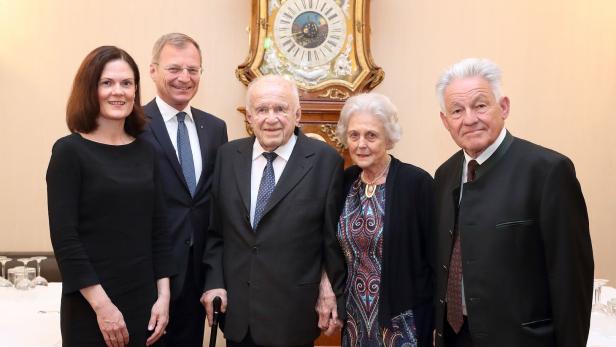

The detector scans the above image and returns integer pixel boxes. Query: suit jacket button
[439,298,445,305]
[252,246,258,254]
[247,281,251,286]
[442,264,448,272]
[184,239,190,245]
[449,229,453,236]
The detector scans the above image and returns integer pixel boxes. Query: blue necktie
[176,112,196,197]
[253,152,277,229]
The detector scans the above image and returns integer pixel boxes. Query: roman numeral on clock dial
[273,0,347,68]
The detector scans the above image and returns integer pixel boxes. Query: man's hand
[200,288,227,326]
[323,318,343,336]
[316,271,341,335]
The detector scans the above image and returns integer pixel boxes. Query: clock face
[273,0,347,68]
[238,0,383,97]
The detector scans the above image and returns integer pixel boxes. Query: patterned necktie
[176,112,196,197]
[447,159,479,333]
[253,152,277,229]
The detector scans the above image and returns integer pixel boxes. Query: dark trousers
[165,249,206,347]
[226,330,313,347]
[444,316,473,347]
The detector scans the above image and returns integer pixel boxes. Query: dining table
[0,282,62,347]
[588,286,616,347]
[0,283,615,346]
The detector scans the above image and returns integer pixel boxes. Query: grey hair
[336,93,402,147]
[435,58,503,112]
[151,33,202,65]
[245,74,300,112]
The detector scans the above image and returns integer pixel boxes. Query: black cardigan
[343,156,435,344]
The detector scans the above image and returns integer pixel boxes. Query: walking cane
[209,296,222,347]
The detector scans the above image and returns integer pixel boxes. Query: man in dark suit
[433,58,593,347]
[140,33,228,347]
[200,75,346,346]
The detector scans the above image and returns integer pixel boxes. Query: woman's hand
[316,270,341,336]
[80,284,129,347]
[145,295,170,345]
[146,277,171,346]
[95,301,130,347]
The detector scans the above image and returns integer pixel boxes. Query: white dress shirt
[249,135,297,225]
[460,127,507,193]
[156,96,202,183]
[459,127,507,314]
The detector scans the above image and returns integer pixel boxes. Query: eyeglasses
[154,63,202,76]
[253,104,291,118]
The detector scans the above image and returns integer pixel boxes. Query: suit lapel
[261,133,314,219]
[193,108,209,193]
[233,138,253,217]
[144,101,188,193]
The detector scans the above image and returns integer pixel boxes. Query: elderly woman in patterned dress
[335,93,435,347]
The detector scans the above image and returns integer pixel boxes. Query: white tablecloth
[0,283,615,347]
[0,282,62,347]
[588,286,616,347]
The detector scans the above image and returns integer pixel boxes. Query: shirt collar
[464,127,507,165]
[252,134,297,161]
[155,96,193,123]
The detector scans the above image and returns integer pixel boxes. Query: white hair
[435,58,503,111]
[336,92,402,147]
[245,74,300,112]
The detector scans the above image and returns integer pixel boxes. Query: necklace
[361,156,391,198]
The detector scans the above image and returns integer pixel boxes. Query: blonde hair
[151,33,202,65]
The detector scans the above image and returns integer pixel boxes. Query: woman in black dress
[47,46,176,347]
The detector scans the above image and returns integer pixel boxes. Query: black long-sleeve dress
[46,133,176,346]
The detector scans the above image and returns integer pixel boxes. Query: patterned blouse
[337,177,418,347]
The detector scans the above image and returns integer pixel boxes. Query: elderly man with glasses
[201,75,346,347]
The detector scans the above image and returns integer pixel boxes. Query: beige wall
[1,1,614,282]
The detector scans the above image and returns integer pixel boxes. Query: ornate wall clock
[237,0,382,100]
[237,0,383,167]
